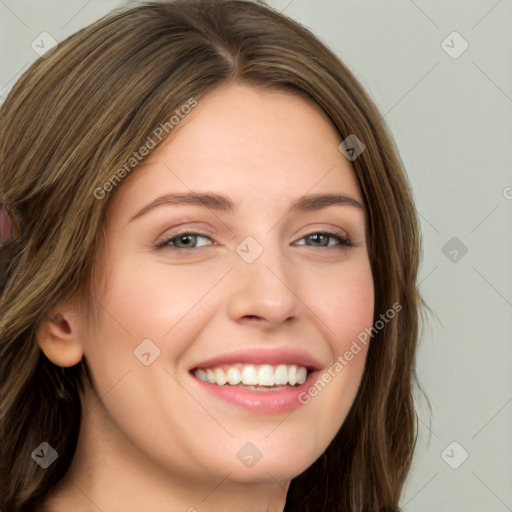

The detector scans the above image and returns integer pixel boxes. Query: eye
[295,230,354,249]
[155,232,213,252]
[155,229,354,254]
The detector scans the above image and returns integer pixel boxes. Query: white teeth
[194,363,310,387]
[226,367,242,385]
[214,368,227,386]
[288,365,297,385]
[241,365,258,385]
[296,366,308,385]
[274,364,288,385]
[195,369,207,380]
[258,364,275,386]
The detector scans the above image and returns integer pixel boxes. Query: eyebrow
[128,191,365,223]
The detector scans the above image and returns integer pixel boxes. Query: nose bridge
[227,230,300,324]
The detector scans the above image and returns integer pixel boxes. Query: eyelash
[155,229,355,254]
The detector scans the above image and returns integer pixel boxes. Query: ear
[36,302,84,367]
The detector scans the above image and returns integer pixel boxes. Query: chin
[203,438,325,485]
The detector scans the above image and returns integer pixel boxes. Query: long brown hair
[0,1,428,510]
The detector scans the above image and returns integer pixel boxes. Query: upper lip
[190,347,323,372]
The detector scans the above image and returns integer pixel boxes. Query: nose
[226,239,301,328]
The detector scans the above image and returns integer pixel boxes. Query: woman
[0,1,427,510]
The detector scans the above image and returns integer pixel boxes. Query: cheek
[297,259,374,430]
[81,256,225,401]
[308,258,375,350]
[91,257,220,341]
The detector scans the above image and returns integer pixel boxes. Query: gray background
[1,1,511,510]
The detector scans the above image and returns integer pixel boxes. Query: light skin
[36,83,374,512]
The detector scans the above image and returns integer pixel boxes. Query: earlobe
[36,308,84,367]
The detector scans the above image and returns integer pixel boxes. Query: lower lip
[191,370,320,414]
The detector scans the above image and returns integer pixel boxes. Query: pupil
[311,234,326,246]
[179,235,194,247]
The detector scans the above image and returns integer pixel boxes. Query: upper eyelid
[159,221,353,238]
[163,229,349,239]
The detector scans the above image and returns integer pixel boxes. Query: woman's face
[79,83,374,487]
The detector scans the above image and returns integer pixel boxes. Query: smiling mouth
[192,363,310,390]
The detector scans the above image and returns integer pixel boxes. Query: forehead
[108,84,362,220]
